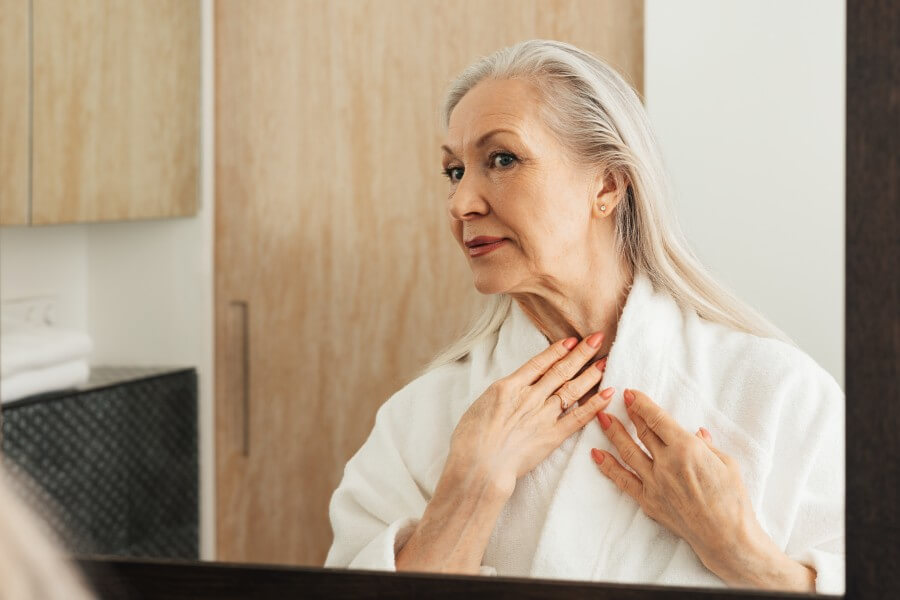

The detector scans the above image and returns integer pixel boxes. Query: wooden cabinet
[215,0,644,566]
[0,0,29,225]
[0,0,201,226]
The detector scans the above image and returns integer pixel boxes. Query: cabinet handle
[228,300,250,457]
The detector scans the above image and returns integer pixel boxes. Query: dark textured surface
[1,367,198,559]
[846,0,900,598]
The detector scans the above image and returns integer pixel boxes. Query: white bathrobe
[324,269,845,594]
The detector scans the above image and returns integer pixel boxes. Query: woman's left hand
[590,388,809,589]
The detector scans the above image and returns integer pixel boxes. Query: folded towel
[0,359,90,403]
[0,322,93,379]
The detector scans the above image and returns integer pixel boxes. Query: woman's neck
[510,262,634,361]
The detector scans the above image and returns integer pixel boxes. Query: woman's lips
[468,239,507,257]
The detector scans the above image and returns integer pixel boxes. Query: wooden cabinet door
[0,0,29,225]
[215,0,643,566]
[30,0,200,224]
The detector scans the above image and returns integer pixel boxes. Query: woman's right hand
[447,332,615,499]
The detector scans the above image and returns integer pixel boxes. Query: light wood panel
[31,0,200,224]
[216,0,643,565]
[0,0,29,225]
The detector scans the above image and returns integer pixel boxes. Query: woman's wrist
[730,544,816,592]
[702,518,816,592]
[442,453,514,503]
[395,456,510,574]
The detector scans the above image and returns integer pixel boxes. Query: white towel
[324,269,845,594]
[0,322,93,378]
[0,359,90,403]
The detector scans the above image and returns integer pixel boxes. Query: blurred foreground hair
[0,467,95,600]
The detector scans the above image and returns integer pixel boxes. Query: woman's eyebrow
[441,128,519,157]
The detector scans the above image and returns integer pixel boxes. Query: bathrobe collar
[494,268,680,392]
[491,268,687,581]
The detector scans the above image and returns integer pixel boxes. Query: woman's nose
[447,176,490,221]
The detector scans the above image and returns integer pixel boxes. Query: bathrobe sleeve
[323,396,429,571]
[758,360,845,595]
[323,369,499,575]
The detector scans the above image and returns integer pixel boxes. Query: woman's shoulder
[385,356,472,411]
[370,351,480,447]
[678,310,844,424]
[380,324,507,418]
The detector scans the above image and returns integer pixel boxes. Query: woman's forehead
[444,80,546,156]
[441,122,525,157]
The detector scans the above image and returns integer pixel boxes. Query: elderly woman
[324,40,844,594]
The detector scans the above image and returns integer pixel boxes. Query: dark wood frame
[76,0,898,597]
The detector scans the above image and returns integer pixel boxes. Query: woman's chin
[471,275,512,295]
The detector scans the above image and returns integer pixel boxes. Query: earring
[600,204,607,212]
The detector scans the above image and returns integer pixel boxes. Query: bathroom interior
[0,0,849,596]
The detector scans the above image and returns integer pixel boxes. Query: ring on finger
[549,393,567,411]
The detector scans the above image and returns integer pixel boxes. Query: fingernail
[593,357,608,370]
[591,448,605,464]
[563,337,578,350]
[599,386,615,399]
[624,389,635,407]
[597,412,611,430]
[700,427,711,440]
[585,332,604,348]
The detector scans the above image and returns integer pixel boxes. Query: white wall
[644,0,845,387]
[0,225,89,331]
[0,0,215,559]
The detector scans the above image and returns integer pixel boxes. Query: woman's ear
[592,170,624,218]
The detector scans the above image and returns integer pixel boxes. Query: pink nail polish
[563,337,578,350]
[600,386,615,399]
[586,332,604,348]
[624,389,635,407]
[598,412,611,430]
[591,448,605,464]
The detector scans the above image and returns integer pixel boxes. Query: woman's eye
[492,152,516,168]
[442,167,464,183]
[442,152,515,183]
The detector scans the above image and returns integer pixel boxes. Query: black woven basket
[1,367,198,559]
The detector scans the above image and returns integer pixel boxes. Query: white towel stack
[0,319,93,403]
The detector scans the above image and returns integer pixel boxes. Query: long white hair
[0,468,95,599]
[419,39,795,375]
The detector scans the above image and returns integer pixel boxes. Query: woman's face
[441,77,612,295]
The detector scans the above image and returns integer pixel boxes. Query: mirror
[0,0,845,596]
